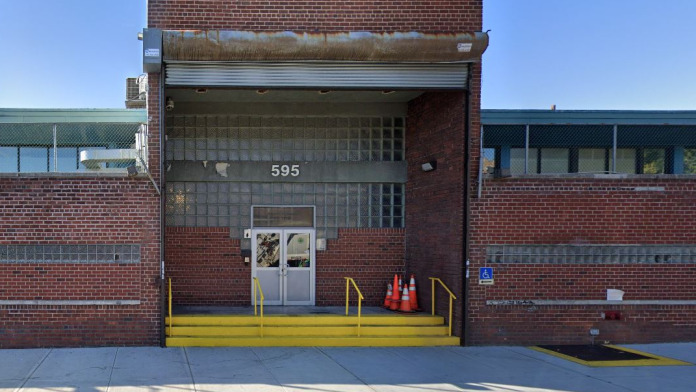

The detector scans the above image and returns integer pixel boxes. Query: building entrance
[251,229,315,305]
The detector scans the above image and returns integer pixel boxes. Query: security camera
[165,97,174,111]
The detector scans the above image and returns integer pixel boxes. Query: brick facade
[151,0,483,339]
[148,0,483,32]
[0,177,160,348]
[166,227,246,306]
[405,92,467,334]
[467,178,696,345]
[316,228,405,306]
[166,227,405,307]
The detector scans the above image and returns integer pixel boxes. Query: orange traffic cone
[399,284,414,313]
[383,283,392,308]
[408,274,420,311]
[389,274,401,310]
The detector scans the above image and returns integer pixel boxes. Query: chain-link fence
[482,124,696,176]
[0,122,147,173]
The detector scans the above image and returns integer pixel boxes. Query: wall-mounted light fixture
[127,165,138,177]
[126,158,161,195]
[421,160,437,172]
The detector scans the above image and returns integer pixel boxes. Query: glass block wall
[165,115,406,238]
[166,116,404,162]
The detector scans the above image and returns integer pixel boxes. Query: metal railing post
[431,278,436,316]
[344,277,364,336]
[52,124,58,172]
[612,124,618,173]
[253,277,265,337]
[168,278,172,337]
[429,277,457,337]
[345,278,350,316]
[524,124,530,174]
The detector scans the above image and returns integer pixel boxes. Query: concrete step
[166,324,449,337]
[166,314,445,327]
[166,335,461,347]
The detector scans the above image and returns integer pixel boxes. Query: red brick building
[1,1,487,347]
[5,1,693,349]
[472,110,696,345]
[145,0,486,345]
[0,109,160,348]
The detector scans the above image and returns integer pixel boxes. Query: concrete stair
[165,314,460,347]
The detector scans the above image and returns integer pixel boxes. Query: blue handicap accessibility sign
[479,267,493,281]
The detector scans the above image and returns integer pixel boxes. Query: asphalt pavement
[1,343,694,392]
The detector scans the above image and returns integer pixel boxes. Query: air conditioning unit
[137,74,148,96]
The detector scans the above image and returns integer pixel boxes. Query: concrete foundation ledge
[486,300,696,306]
[0,300,141,306]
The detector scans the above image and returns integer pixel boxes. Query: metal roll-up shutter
[165,62,468,89]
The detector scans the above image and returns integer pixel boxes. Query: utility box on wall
[142,28,162,73]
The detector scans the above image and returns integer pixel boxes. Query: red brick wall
[0,177,161,348]
[165,227,404,306]
[148,0,483,32]
[468,178,696,345]
[470,306,696,345]
[405,92,467,335]
[166,227,248,305]
[1,306,158,348]
[316,228,405,306]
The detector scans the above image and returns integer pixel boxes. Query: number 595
[271,164,300,177]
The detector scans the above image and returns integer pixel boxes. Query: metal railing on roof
[0,122,148,174]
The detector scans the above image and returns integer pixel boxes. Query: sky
[0,0,694,110]
[482,0,696,110]
[0,0,145,109]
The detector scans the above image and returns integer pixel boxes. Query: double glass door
[251,229,315,305]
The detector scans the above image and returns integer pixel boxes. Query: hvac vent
[125,76,146,109]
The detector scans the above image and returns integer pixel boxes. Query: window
[642,148,665,174]
[540,148,569,173]
[611,149,636,174]
[685,148,696,174]
[482,148,495,174]
[253,206,315,227]
[49,147,79,172]
[0,147,18,172]
[19,147,48,173]
[510,148,537,174]
[579,148,607,173]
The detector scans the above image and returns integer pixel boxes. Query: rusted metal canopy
[163,30,488,63]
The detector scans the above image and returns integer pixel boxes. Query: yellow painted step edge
[166,336,461,347]
[166,325,450,337]
[167,315,445,326]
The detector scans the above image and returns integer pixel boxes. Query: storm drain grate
[531,345,692,367]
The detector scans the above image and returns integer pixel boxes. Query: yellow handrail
[344,277,365,336]
[252,277,265,337]
[429,277,457,336]
[168,278,172,337]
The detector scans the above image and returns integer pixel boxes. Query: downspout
[159,71,166,347]
[462,63,472,345]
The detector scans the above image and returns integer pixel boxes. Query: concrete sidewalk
[1,343,694,392]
